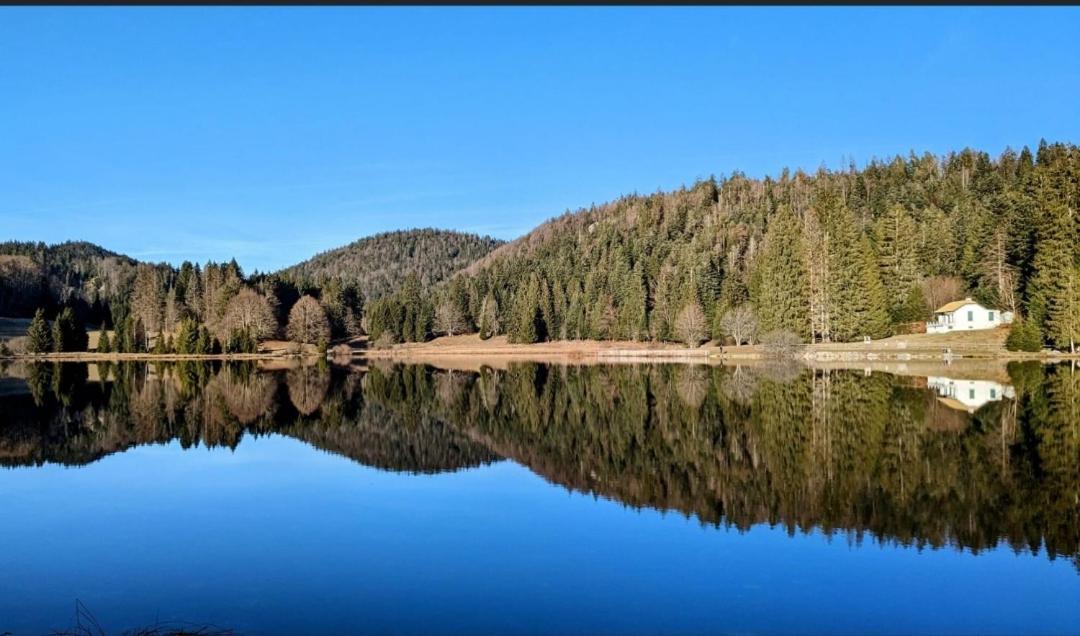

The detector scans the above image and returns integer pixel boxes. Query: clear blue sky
[2,7,1078,273]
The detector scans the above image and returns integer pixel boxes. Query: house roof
[936,396,976,413]
[935,298,981,313]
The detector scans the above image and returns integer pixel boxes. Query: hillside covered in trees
[367,141,1080,351]
[279,228,503,300]
[5,142,1080,354]
[0,240,145,323]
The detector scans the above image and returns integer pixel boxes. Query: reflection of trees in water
[211,364,278,425]
[0,361,496,474]
[287,364,331,416]
[358,361,1079,566]
[2,360,1077,566]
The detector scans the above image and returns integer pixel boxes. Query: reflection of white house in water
[927,298,1013,334]
[927,376,1015,413]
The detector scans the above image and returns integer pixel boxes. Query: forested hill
[279,228,503,300]
[0,240,146,320]
[366,141,1080,350]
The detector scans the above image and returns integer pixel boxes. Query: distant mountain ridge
[279,228,503,300]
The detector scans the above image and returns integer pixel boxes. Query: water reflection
[1,360,1077,568]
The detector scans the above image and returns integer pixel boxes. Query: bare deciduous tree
[720,305,759,345]
[287,295,331,344]
[435,300,468,337]
[221,288,277,341]
[920,276,967,314]
[675,302,708,347]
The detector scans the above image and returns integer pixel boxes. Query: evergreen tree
[49,307,87,353]
[26,308,51,354]
[827,207,891,341]
[753,206,809,339]
[874,204,921,322]
[195,326,213,354]
[1029,203,1078,349]
[174,318,198,354]
[1005,318,1043,352]
[617,264,648,340]
[51,318,63,353]
[97,329,111,354]
[508,278,541,344]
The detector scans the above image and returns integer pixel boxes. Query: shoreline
[5,332,1079,365]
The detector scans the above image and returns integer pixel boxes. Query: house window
[967,310,973,321]
[991,388,997,399]
[970,389,976,400]
[989,311,995,321]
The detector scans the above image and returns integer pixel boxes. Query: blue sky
[2,7,1078,272]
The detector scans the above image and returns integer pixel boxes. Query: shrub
[374,332,397,350]
[1005,319,1043,352]
[759,330,803,357]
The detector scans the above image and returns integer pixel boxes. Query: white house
[927,376,1016,413]
[926,298,1013,334]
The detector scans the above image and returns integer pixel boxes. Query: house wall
[927,376,1015,411]
[926,303,1008,333]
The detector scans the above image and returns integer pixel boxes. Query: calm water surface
[0,360,1077,635]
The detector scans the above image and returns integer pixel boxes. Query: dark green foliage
[50,307,88,353]
[753,206,809,339]
[508,274,544,344]
[195,326,214,354]
[826,206,891,341]
[225,329,258,354]
[26,309,52,353]
[893,284,930,324]
[1006,319,1043,352]
[174,318,198,354]
[97,329,111,353]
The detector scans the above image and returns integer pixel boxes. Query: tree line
[366,141,1080,351]
[12,256,364,354]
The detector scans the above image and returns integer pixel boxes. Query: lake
[0,360,1077,635]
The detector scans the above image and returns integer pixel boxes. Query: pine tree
[195,326,213,354]
[1029,203,1077,349]
[49,307,87,353]
[874,204,920,322]
[753,206,809,339]
[97,329,111,353]
[827,206,890,342]
[174,318,197,354]
[51,318,63,353]
[1005,318,1043,352]
[26,308,51,354]
[617,264,647,340]
[508,278,541,344]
